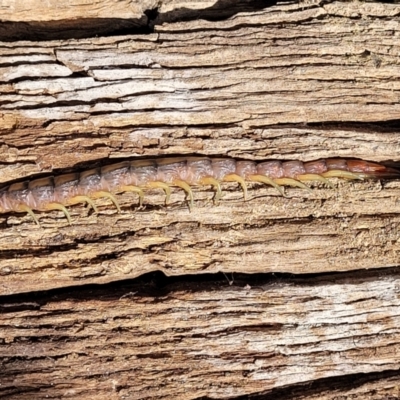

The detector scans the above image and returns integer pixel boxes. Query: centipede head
[347,160,400,179]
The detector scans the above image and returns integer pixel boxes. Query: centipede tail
[0,157,398,225]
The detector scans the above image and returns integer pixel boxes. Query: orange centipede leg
[322,170,364,180]
[173,179,194,211]
[69,196,99,213]
[146,182,171,204]
[296,173,334,188]
[46,203,72,225]
[120,185,144,207]
[247,175,286,197]
[199,177,222,203]
[92,191,121,213]
[19,204,40,226]
[223,174,248,200]
[273,178,313,193]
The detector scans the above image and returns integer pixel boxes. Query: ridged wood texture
[1,0,400,399]
[2,272,400,400]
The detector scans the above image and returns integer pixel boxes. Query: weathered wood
[1,178,400,295]
[0,0,252,40]
[1,271,400,399]
[1,1,400,177]
[1,0,400,295]
[1,1,400,398]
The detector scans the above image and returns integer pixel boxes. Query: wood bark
[2,271,400,399]
[1,0,400,398]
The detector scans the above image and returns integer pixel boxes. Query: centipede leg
[19,204,40,226]
[46,203,72,225]
[173,179,194,211]
[199,177,222,203]
[92,191,121,213]
[223,174,248,200]
[273,178,313,193]
[322,170,365,180]
[296,173,334,188]
[70,196,99,213]
[120,186,144,207]
[247,175,286,197]
[146,182,171,204]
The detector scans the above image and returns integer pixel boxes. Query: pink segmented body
[0,157,398,225]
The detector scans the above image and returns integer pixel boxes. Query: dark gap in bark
[0,18,148,42]
[1,266,400,310]
[153,0,279,27]
[1,153,398,193]
[278,120,400,133]
[0,0,283,42]
[230,369,400,399]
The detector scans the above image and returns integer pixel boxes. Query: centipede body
[0,157,398,225]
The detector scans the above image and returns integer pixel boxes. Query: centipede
[0,157,399,226]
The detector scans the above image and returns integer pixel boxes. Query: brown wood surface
[2,272,400,399]
[1,0,400,399]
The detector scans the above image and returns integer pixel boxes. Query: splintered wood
[0,1,399,295]
[1,0,400,399]
[1,274,400,399]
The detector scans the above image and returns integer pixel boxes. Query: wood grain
[1,177,400,295]
[1,1,400,398]
[1,272,400,399]
[1,0,400,295]
[1,1,400,178]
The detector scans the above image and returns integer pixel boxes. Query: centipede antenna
[223,174,248,200]
[273,178,313,193]
[70,195,99,214]
[46,203,72,225]
[322,170,365,180]
[199,177,222,203]
[146,182,171,204]
[247,175,286,197]
[173,179,194,211]
[93,191,121,213]
[19,205,40,226]
[296,173,335,189]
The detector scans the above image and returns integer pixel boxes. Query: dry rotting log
[1,0,400,295]
[1,175,400,295]
[1,271,400,400]
[0,0,258,41]
[1,1,400,398]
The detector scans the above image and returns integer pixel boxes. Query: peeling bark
[2,272,400,399]
[1,0,400,295]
